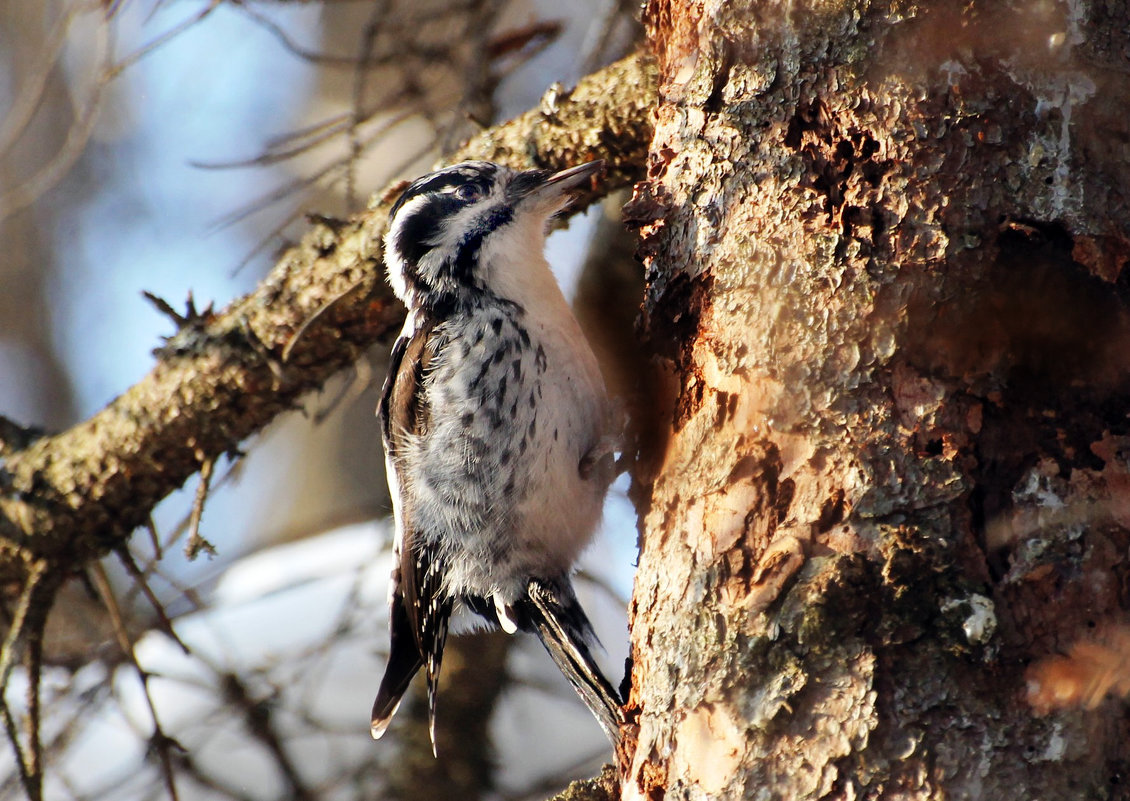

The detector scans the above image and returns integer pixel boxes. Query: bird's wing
[372,314,454,755]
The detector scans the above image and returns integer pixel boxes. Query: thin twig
[345,0,391,205]
[206,111,429,244]
[193,105,415,172]
[6,569,58,799]
[173,752,259,801]
[23,614,44,799]
[228,203,306,278]
[0,3,82,160]
[576,567,631,607]
[0,560,48,694]
[157,457,245,557]
[484,21,562,94]
[281,276,370,363]
[0,699,32,800]
[235,0,424,70]
[221,673,313,801]
[202,102,419,233]
[106,0,222,80]
[185,458,217,561]
[312,356,373,426]
[90,563,181,801]
[144,516,163,561]
[88,564,131,656]
[115,549,190,655]
[0,645,102,800]
[0,15,111,221]
[263,110,357,155]
[579,0,640,76]
[203,155,352,232]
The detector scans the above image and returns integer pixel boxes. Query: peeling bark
[624,1,1130,798]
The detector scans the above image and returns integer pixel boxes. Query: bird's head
[383,160,604,311]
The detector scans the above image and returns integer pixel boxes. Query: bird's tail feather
[372,590,453,757]
[523,578,624,745]
[371,595,424,740]
[423,616,450,757]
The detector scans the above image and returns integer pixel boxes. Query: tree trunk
[622,1,1130,799]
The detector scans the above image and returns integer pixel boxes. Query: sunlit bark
[623,1,1130,798]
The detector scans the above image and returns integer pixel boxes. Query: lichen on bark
[625,1,1130,798]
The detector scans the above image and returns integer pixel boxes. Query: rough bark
[548,764,620,801]
[623,1,1130,799]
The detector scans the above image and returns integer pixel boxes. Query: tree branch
[544,764,619,801]
[0,52,657,584]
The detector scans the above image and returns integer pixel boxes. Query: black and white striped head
[383,160,603,311]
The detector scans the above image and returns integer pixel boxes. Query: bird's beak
[540,160,605,193]
[515,160,605,209]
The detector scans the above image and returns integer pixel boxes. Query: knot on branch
[0,416,48,457]
[144,291,219,357]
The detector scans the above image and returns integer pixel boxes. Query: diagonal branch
[0,52,657,584]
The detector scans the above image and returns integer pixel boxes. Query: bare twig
[579,0,640,75]
[346,1,390,207]
[88,564,131,659]
[0,12,111,221]
[185,458,217,561]
[89,563,181,801]
[238,1,380,69]
[0,561,49,693]
[236,1,467,72]
[18,576,53,801]
[311,356,373,426]
[157,459,246,558]
[281,276,370,363]
[175,753,259,801]
[115,548,190,655]
[191,107,416,173]
[106,0,222,80]
[143,517,163,561]
[0,3,83,161]
[203,105,429,233]
[0,700,32,801]
[221,673,313,801]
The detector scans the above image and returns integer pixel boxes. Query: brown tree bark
[623,1,1130,799]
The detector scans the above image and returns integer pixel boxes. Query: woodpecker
[371,159,623,754]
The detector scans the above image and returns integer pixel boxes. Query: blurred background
[0,1,644,798]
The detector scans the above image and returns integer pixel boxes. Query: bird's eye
[454,184,481,202]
